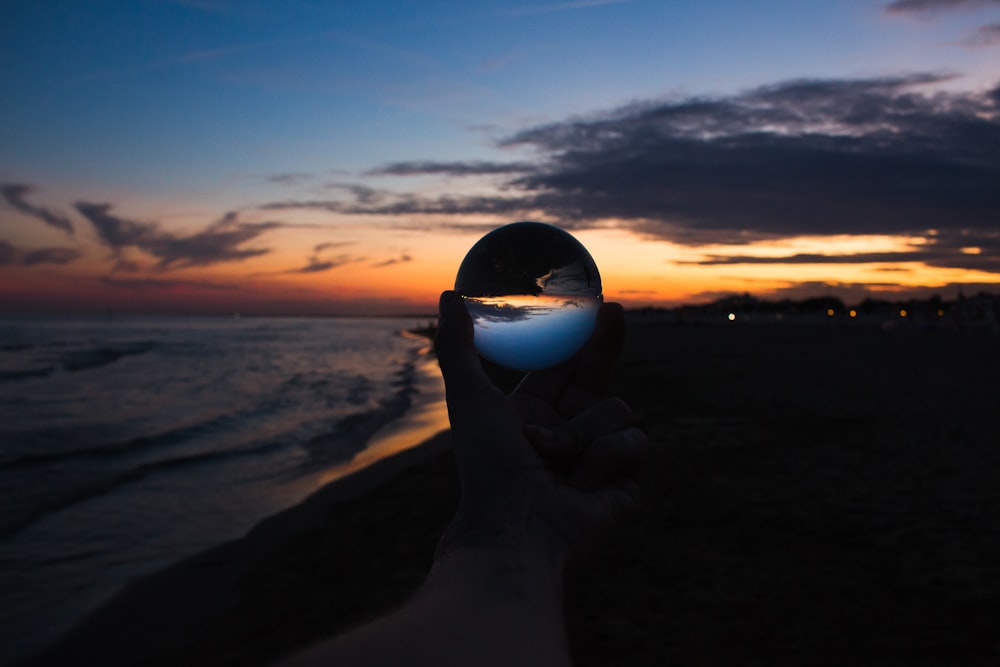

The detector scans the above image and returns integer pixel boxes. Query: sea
[0,313,446,663]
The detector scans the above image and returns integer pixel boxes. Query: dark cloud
[321,182,396,206]
[313,241,355,252]
[494,74,1000,242]
[111,258,144,273]
[257,74,1000,266]
[259,190,531,218]
[140,220,278,268]
[0,240,14,264]
[286,256,359,274]
[1,184,75,236]
[258,183,394,212]
[365,161,535,177]
[885,0,1000,13]
[688,226,1000,272]
[689,249,999,273]
[100,276,237,290]
[0,240,82,266]
[370,253,412,268]
[74,203,278,269]
[75,202,157,248]
[266,172,313,185]
[21,247,83,266]
[285,241,363,274]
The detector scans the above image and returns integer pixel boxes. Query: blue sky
[2,0,999,313]
[4,0,995,192]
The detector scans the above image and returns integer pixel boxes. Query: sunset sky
[2,0,999,315]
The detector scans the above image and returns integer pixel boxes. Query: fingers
[434,291,494,409]
[514,301,625,413]
[525,396,632,460]
[573,301,625,395]
[570,427,648,491]
[555,302,625,414]
[592,474,643,525]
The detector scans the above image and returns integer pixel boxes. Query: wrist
[434,488,569,593]
[420,494,573,667]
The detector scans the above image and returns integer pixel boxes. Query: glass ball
[455,221,602,371]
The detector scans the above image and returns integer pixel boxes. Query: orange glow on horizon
[3,206,999,315]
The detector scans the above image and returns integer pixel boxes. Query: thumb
[434,291,493,403]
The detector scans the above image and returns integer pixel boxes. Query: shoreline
[25,321,1000,666]
[18,333,449,666]
[27,427,456,667]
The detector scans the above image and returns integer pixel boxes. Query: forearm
[279,509,571,667]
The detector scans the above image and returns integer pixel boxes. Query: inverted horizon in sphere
[456,222,603,371]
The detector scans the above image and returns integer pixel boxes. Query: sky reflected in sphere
[455,222,602,371]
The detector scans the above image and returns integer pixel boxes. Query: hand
[434,290,648,563]
[275,293,647,667]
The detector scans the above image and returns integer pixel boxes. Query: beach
[27,318,1000,666]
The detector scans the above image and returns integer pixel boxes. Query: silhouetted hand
[434,290,647,562]
[276,292,647,667]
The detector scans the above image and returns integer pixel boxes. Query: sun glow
[3,196,998,315]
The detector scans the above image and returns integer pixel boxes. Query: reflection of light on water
[354,356,448,464]
[314,353,449,489]
[464,294,602,371]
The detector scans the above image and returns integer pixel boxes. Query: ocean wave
[0,351,427,540]
[59,341,155,372]
[0,430,301,540]
[0,366,55,382]
[298,356,420,468]
[1,343,34,352]
[0,410,247,471]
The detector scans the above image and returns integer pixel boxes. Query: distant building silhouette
[627,292,1000,333]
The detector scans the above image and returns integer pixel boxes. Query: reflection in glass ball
[455,221,602,371]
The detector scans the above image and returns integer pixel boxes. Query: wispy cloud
[365,161,535,177]
[0,240,81,266]
[284,241,363,274]
[502,0,632,17]
[961,22,1000,46]
[266,172,315,186]
[370,253,412,268]
[1,184,75,236]
[885,0,1000,13]
[100,276,238,290]
[74,203,280,269]
[886,0,1000,45]
[684,235,1000,273]
[259,73,1000,272]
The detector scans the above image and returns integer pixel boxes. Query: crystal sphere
[455,221,602,371]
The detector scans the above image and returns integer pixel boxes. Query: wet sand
[29,320,1000,666]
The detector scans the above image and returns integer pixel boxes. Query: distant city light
[826,308,835,317]
[849,309,857,318]
[937,309,944,317]
[728,313,736,321]
[899,309,908,318]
